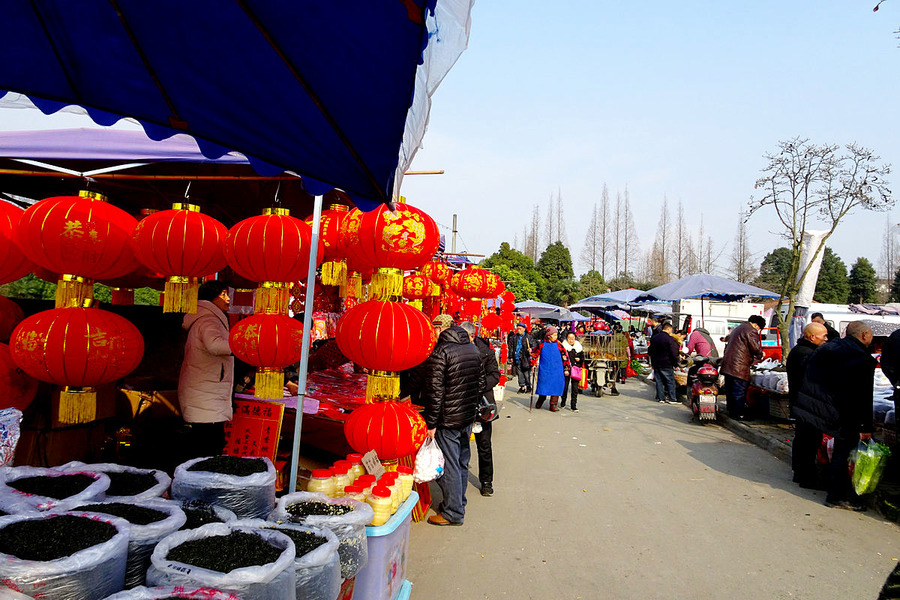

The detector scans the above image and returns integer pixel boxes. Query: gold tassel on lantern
[56,274,94,308]
[370,267,403,301]
[366,370,400,402]
[341,271,363,299]
[322,259,348,287]
[58,387,97,424]
[164,275,199,313]
[409,299,423,310]
[256,282,290,315]
[255,368,285,400]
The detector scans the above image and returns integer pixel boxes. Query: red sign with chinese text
[223,398,285,463]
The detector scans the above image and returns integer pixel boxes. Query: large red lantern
[336,300,435,400]
[230,314,305,399]
[16,191,139,307]
[402,273,433,310]
[225,208,323,313]
[10,305,144,423]
[344,401,427,461]
[339,201,440,300]
[0,343,39,413]
[0,296,24,342]
[450,267,490,299]
[0,201,32,285]
[132,203,228,313]
[306,203,349,287]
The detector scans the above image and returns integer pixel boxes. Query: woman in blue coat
[532,326,571,412]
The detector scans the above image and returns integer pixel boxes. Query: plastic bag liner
[0,511,130,600]
[55,498,187,590]
[171,458,276,519]
[852,440,892,495]
[146,522,296,600]
[232,519,340,600]
[180,500,238,529]
[61,462,172,502]
[269,492,373,580]
[0,466,110,513]
[0,409,22,468]
[103,585,244,599]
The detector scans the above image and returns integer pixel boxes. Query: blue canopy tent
[572,288,658,309]
[0,0,475,491]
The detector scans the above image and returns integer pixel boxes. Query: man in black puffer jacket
[462,322,501,498]
[422,324,486,526]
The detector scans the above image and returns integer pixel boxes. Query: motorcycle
[689,356,720,422]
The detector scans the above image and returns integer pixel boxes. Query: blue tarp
[571,287,659,310]
[644,273,780,302]
[0,1,474,210]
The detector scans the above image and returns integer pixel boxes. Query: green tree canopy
[848,257,878,303]
[890,266,900,303]
[481,242,545,300]
[547,278,582,307]
[813,247,850,304]
[537,241,574,291]
[578,270,606,299]
[489,263,537,302]
[755,247,792,292]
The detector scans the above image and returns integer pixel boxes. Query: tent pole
[289,194,323,493]
[701,296,705,329]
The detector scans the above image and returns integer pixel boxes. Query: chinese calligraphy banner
[223,398,285,463]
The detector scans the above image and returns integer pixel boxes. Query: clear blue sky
[400,0,900,278]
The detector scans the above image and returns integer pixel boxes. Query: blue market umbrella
[645,274,779,302]
[571,287,659,310]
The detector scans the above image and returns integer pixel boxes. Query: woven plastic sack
[232,519,339,600]
[57,498,187,589]
[0,409,22,468]
[269,492,372,579]
[103,585,244,599]
[179,500,237,530]
[62,462,171,502]
[413,437,443,484]
[146,523,295,600]
[0,511,130,600]
[171,458,275,520]
[0,466,110,513]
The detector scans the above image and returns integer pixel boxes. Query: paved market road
[407,379,900,600]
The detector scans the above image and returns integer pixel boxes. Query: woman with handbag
[532,326,571,412]
[561,331,585,411]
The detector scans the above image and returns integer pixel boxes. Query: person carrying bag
[561,331,585,412]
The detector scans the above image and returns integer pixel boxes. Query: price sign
[223,398,285,462]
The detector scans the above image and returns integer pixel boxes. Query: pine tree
[847,257,878,303]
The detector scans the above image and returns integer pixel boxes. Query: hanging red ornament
[450,267,490,299]
[0,296,24,342]
[0,201,32,285]
[307,203,349,287]
[422,261,451,295]
[132,203,228,313]
[0,342,39,413]
[10,304,144,423]
[481,312,501,331]
[343,400,427,461]
[402,272,433,310]
[229,314,305,399]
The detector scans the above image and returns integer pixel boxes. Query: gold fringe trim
[55,275,94,309]
[341,272,363,299]
[381,459,399,472]
[369,268,403,301]
[255,368,284,399]
[322,259,348,287]
[256,283,290,315]
[164,276,199,313]
[429,282,441,296]
[409,299,423,310]
[58,387,97,424]
[366,370,400,403]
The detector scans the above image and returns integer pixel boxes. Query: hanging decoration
[402,272,433,310]
[132,203,228,313]
[422,260,451,295]
[0,342,39,413]
[16,191,139,308]
[344,400,427,461]
[229,314,305,399]
[481,311,501,331]
[10,303,144,423]
[0,296,24,342]
[0,201,33,285]
[307,203,349,287]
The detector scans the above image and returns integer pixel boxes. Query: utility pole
[452,214,458,254]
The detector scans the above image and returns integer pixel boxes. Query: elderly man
[786,322,829,488]
[796,321,876,511]
[507,322,534,394]
[720,315,766,420]
[810,312,840,342]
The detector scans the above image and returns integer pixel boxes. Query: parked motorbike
[689,356,720,422]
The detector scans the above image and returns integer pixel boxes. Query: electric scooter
[689,357,720,422]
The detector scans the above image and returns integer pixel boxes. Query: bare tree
[674,199,690,278]
[728,211,756,282]
[748,137,893,357]
[599,184,611,279]
[614,191,622,277]
[579,203,601,272]
[879,212,899,281]
[526,204,541,262]
[622,188,640,277]
[650,195,671,283]
[555,187,567,245]
[544,193,555,250]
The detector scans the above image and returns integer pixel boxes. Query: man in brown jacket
[720,315,765,420]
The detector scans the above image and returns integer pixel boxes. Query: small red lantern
[343,400,427,461]
[17,191,139,307]
[0,201,32,285]
[307,203,349,287]
[481,312,501,331]
[0,296,24,342]
[450,267,490,299]
[402,273,433,310]
[230,314,305,399]
[132,203,229,313]
[336,300,435,400]
[0,343,39,413]
[10,305,144,423]
[422,261,451,295]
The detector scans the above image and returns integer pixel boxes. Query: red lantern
[132,203,228,313]
[336,300,435,400]
[225,208,323,314]
[0,343,38,413]
[0,296,24,342]
[450,267,490,299]
[10,305,144,423]
[0,201,32,285]
[307,203,349,287]
[343,400,427,461]
[230,314,305,399]
[481,312,501,331]
[422,261,451,294]
[17,191,139,307]
[402,273,433,310]
[339,201,440,300]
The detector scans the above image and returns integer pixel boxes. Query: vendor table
[354,491,419,600]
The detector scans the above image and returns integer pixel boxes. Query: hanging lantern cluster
[224,207,323,399]
[132,203,229,313]
[10,303,144,423]
[17,191,139,308]
[307,203,349,287]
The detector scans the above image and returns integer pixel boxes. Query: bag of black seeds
[61,462,171,502]
[171,457,275,519]
[232,519,340,600]
[59,499,187,589]
[0,511,130,600]
[179,500,237,531]
[102,585,244,599]
[0,466,110,513]
[146,523,295,600]
[269,492,373,580]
